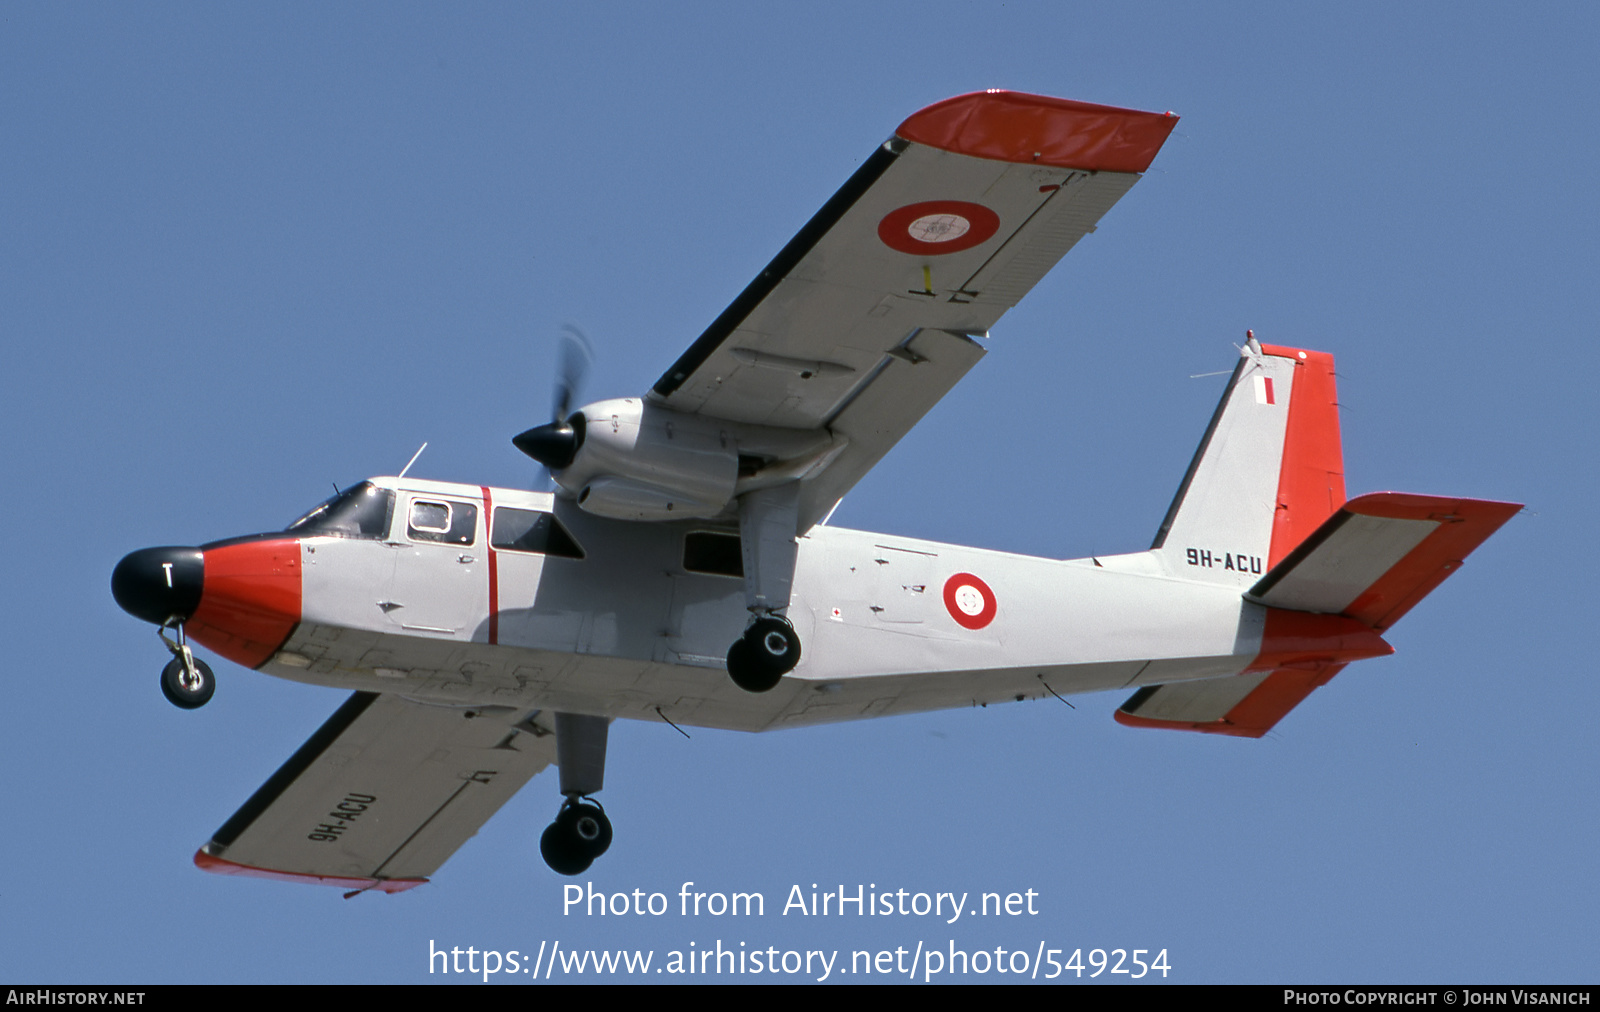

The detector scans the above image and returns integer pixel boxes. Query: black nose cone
[112,547,204,625]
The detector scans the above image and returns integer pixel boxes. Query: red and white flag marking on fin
[1253,375,1276,405]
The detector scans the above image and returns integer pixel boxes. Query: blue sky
[3,2,1594,984]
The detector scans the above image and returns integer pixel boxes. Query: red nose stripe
[188,539,302,668]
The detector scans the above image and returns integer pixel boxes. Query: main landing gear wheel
[540,800,612,876]
[160,656,215,710]
[726,617,801,693]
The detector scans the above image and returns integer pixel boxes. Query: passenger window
[408,500,477,545]
[491,507,584,559]
[683,531,743,578]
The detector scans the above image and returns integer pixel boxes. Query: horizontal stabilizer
[1115,663,1347,738]
[1118,492,1519,737]
[196,693,554,893]
[1246,492,1522,630]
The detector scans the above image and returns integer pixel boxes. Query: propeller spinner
[513,325,592,474]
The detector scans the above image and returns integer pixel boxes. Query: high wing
[195,693,554,893]
[650,91,1178,529]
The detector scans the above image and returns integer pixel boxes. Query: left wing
[195,693,554,893]
[650,91,1178,528]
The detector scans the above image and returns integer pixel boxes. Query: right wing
[650,91,1178,529]
[196,693,554,893]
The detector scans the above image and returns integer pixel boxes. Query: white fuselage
[262,476,1262,733]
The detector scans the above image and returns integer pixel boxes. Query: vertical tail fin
[1121,342,1519,737]
[1152,340,1346,583]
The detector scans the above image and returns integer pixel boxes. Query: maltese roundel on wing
[878,201,1000,255]
[943,572,997,630]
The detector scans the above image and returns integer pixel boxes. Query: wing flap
[797,327,987,529]
[197,692,555,891]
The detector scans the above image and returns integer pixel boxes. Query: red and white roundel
[878,201,1000,255]
[943,572,997,630]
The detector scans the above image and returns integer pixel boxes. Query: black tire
[540,820,593,876]
[727,638,782,693]
[161,657,215,709]
[747,617,801,674]
[564,801,613,859]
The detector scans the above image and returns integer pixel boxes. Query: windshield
[286,482,395,539]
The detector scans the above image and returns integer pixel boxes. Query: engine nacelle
[514,397,843,522]
[556,399,737,521]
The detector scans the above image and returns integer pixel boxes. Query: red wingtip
[897,91,1178,173]
[194,849,426,894]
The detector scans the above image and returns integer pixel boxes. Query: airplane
[110,90,1519,892]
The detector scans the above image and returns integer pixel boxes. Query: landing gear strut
[158,622,214,709]
[726,481,804,693]
[541,712,614,876]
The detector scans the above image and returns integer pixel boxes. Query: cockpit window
[286,482,395,539]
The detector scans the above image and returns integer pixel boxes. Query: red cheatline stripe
[481,486,498,645]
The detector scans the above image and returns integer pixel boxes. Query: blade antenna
[398,442,428,479]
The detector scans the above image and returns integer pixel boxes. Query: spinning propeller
[513,325,592,474]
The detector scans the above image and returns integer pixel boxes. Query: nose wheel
[161,656,215,709]
[726,615,801,693]
[157,622,215,709]
[540,798,613,876]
